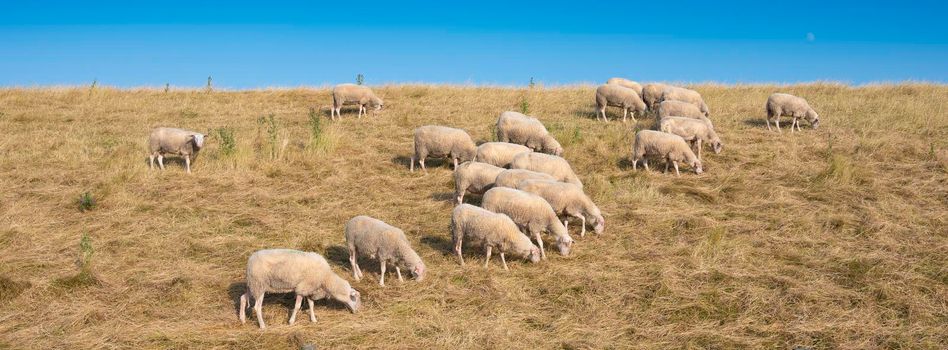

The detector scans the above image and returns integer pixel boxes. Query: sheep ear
[186,135,195,142]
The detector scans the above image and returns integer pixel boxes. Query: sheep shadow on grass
[390,155,452,171]
[227,280,354,324]
[572,107,599,121]
[420,234,455,257]
[742,118,770,128]
[323,245,351,269]
[143,156,190,171]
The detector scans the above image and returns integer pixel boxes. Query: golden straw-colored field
[0,84,945,349]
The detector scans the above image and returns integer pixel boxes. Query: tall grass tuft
[308,108,336,154]
[519,96,530,115]
[357,73,365,85]
[206,76,213,93]
[53,233,100,290]
[529,77,536,89]
[256,114,288,160]
[78,192,96,212]
[216,127,236,158]
[164,83,170,93]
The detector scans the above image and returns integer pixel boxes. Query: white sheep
[606,77,644,97]
[595,84,647,122]
[493,169,557,188]
[495,111,563,156]
[147,127,207,174]
[450,204,542,270]
[454,161,505,204]
[766,93,820,132]
[481,187,574,259]
[631,130,703,176]
[657,100,712,123]
[474,142,532,168]
[516,179,605,238]
[331,84,383,120]
[660,86,710,116]
[411,125,477,172]
[344,216,426,287]
[642,83,669,110]
[239,249,361,329]
[659,117,722,160]
[509,152,583,188]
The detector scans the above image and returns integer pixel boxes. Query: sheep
[147,127,208,174]
[659,117,722,160]
[454,161,505,204]
[642,83,669,110]
[474,142,532,168]
[606,77,644,96]
[239,249,361,329]
[595,84,647,123]
[631,130,703,176]
[344,216,426,287]
[450,204,542,270]
[495,111,564,156]
[411,125,477,172]
[509,152,583,188]
[515,179,605,238]
[660,86,710,116]
[657,100,712,124]
[766,93,820,132]
[481,187,574,259]
[331,84,383,120]
[493,169,557,188]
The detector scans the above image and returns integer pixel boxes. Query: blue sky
[1,1,945,88]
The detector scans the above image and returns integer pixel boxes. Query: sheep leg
[774,118,782,132]
[149,154,155,170]
[379,261,386,287]
[420,158,427,172]
[664,160,669,173]
[239,292,249,324]
[500,252,509,271]
[396,266,404,282]
[534,231,546,260]
[765,117,772,131]
[455,234,465,265]
[157,154,165,170]
[254,292,266,329]
[696,139,703,160]
[307,298,317,322]
[643,159,650,171]
[453,157,459,170]
[289,294,303,325]
[358,105,363,118]
[673,161,681,177]
[410,156,415,172]
[790,117,797,133]
[348,246,361,281]
[484,246,492,269]
[600,108,608,122]
[632,158,637,170]
[185,155,192,174]
[580,215,587,238]
[622,108,627,123]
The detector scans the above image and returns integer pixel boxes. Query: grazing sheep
[494,169,557,188]
[657,100,712,124]
[331,84,383,120]
[481,187,574,259]
[495,111,564,156]
[642,83,669,110]
[595,84,647,122]
[454,161,505,204]
[239,249,361,329]
[474,142,532,168]
[516,179,605,238]
[344,216,426,287]
[631,130,703,176]
[509,152,583,188]
[659,117,722,160]
[660,86,710,116]
[766,93,820,132]
[147,127,207,174]
[606,77,644,96]
[450,204,542,269]
[411,125,477,172]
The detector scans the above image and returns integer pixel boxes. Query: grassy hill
[0,84,945,349]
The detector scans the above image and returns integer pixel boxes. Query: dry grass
[0,83,945,349]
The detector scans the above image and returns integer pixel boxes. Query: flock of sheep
[145,80,821,329]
